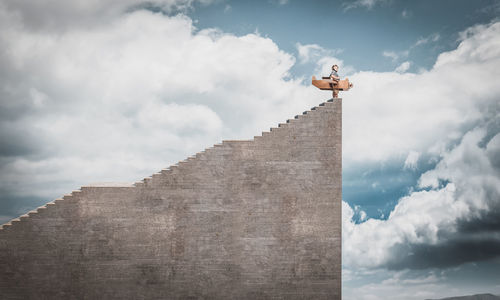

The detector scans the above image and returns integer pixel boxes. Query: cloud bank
[342,21,500,276]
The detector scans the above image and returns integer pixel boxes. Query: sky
[0,0,499,299]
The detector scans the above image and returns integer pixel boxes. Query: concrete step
[0,189,85,230]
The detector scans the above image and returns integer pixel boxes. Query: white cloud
[0,8,323,200]
[382,33,439,63]
[382,51,399,62]
[394,61,411,73]
[359,210,367,222]
[343,128,500,270]
[440,23,500,68]
[345,33,500,290]
[419,128,500,211]
[296,43,326,64]
[343,0,388,11]
[295,42,343,64]
[343,265,500,300]
[295,43,354,78]
[344,184,458,267]
[344,21,500,163]
[315,56,356,77]
[403,150,420,170]
[414,33,441,47]
[381,49,409,63]
[341,24,500,293]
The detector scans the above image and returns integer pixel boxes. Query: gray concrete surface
[0,99,342,299]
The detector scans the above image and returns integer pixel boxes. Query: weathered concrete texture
[0,99,342,299]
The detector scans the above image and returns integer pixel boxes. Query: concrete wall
[0,99,342,299]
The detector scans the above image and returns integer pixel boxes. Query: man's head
[332,64,339,72]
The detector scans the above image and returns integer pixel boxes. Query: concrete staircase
[0,99,342,300]
[1,99,338,232]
